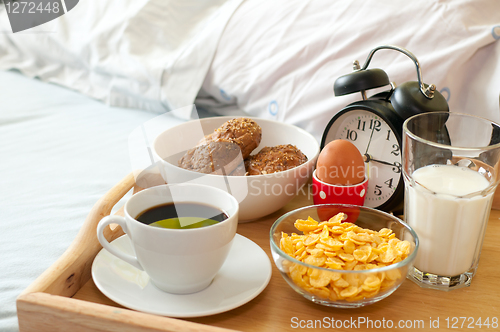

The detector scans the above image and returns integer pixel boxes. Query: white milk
[405,164,493,276]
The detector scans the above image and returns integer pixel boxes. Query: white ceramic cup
[97,183,239,294]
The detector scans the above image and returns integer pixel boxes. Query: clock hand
[364,126,376,155]
[363,154,395,166]
[363,154,402,172]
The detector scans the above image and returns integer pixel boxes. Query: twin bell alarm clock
[320,45,449,214]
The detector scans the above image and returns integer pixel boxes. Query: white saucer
[92,234,272,318]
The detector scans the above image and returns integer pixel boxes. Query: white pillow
[198,0,500,141]
[0,0,243,116]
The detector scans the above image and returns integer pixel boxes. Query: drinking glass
[402,112,500,290]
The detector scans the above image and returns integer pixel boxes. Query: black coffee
[136,202,228,229]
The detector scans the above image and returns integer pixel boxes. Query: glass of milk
[403,112,500,290]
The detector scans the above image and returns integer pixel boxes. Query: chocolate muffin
[245,144,308,175]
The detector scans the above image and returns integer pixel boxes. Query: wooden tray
[17,173,500,331]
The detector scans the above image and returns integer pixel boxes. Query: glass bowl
[270,204,419,308]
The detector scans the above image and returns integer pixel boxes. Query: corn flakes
[280,213,411,302]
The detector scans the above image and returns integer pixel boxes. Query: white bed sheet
[0,70,187,332]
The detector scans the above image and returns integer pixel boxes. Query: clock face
[322,109,402,208]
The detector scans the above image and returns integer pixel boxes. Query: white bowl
[153,116,320,221]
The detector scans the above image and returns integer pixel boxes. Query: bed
[1,1,499,331]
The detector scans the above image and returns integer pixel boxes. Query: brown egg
[316,139,365,185]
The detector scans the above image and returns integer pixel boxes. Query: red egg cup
[312,169,369,222]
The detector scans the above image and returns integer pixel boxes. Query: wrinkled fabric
[0,0,243,117]
[199,0,500,141]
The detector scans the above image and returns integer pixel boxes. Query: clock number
[392,162,402,173]
[357,119,366,131]
[374,185,382,196]
[391,144,400,156]
[346,129,358,141]
[384,178,394,189]
[369,119,381,132]
[386,130,391,141]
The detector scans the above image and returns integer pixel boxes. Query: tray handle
[19,172,137,298]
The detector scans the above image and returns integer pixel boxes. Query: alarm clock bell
[333,45,449,116]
